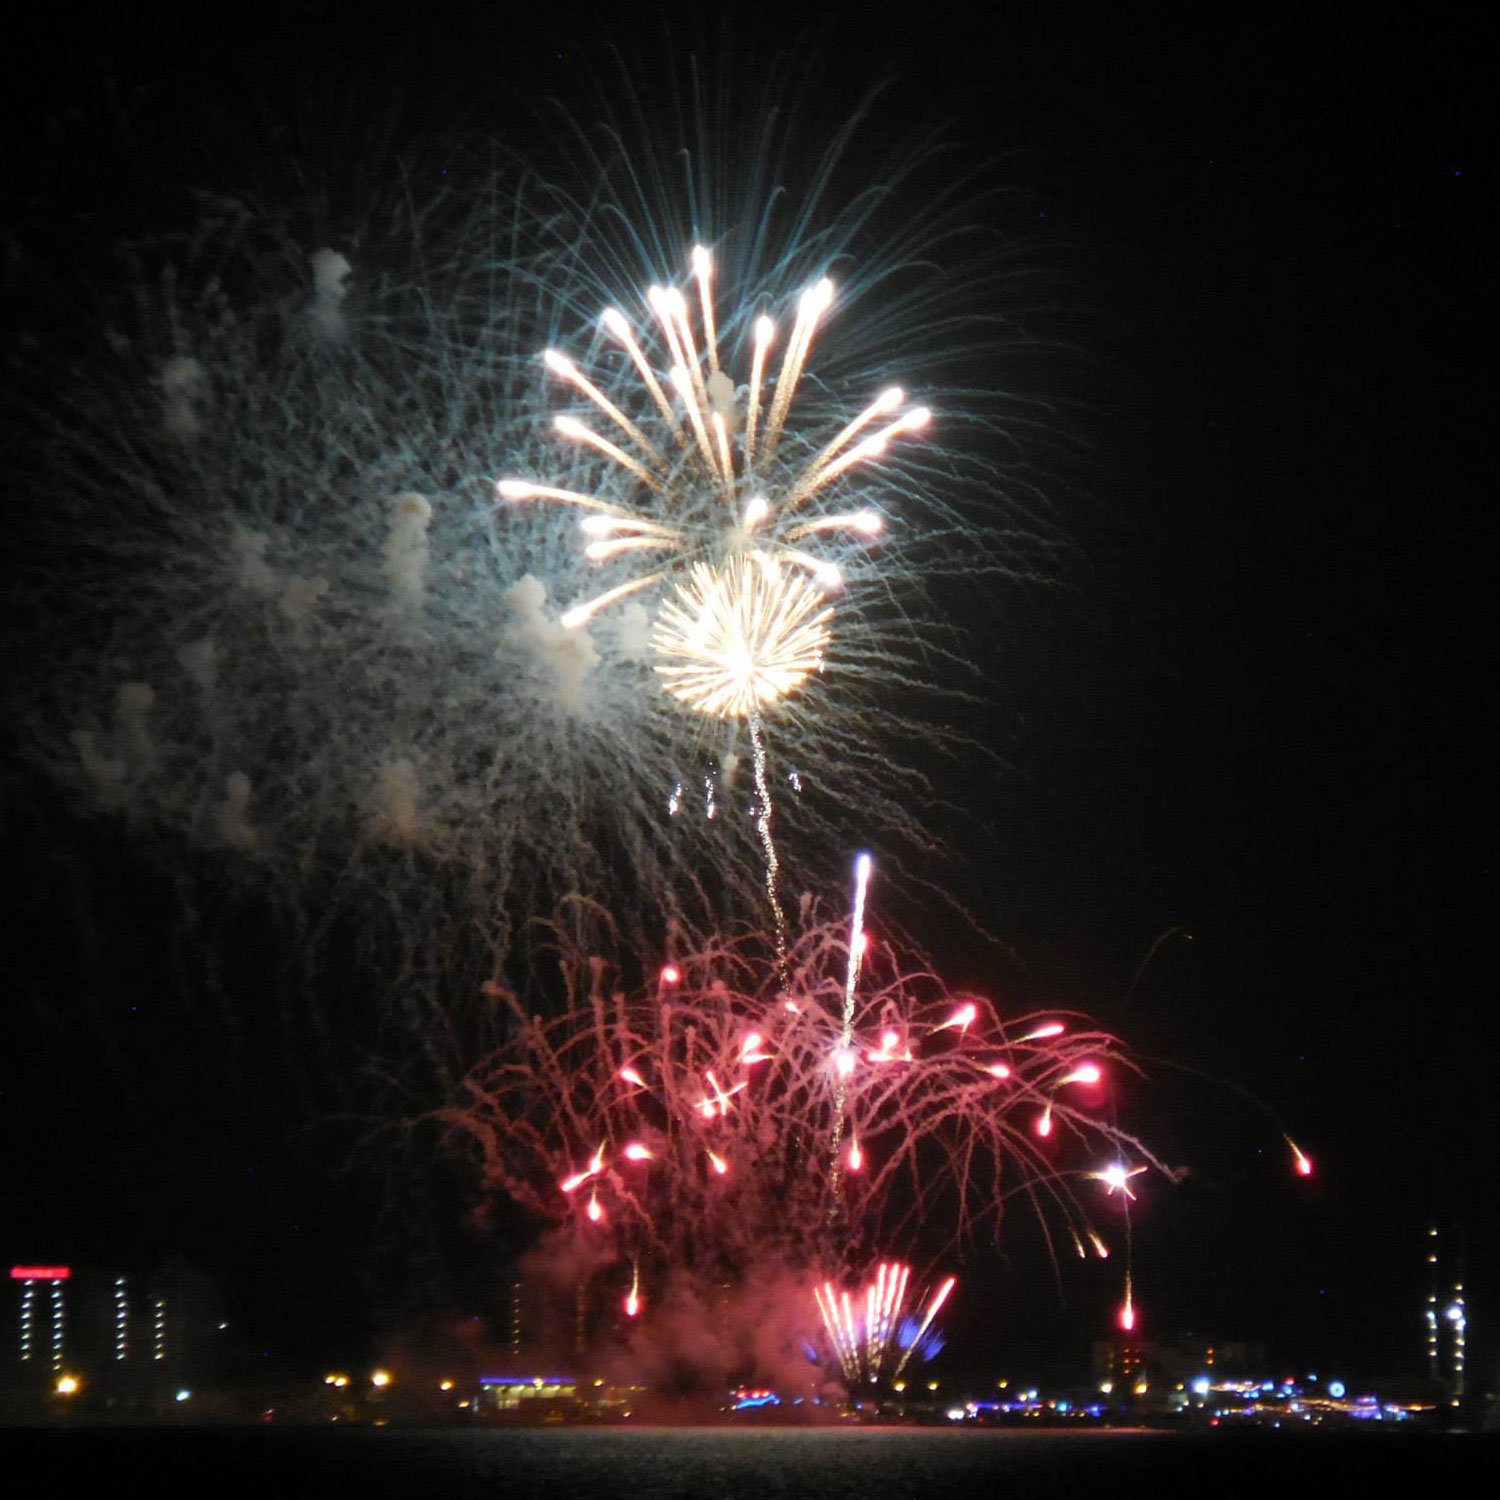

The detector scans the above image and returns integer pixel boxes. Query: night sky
[3,6,1493,1390]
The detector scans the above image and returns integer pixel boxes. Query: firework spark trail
[842,853,874,1042]
[829,851,874,1206]
[1118,1270,1137,1333]
[748,710,789,984]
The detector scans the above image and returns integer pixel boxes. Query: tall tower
[1425,1224,1467,1408]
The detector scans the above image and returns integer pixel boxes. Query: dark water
[5,1425,1486,1497]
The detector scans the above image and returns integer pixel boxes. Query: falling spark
[741,1033,771,1065]
[1286,1136,1314,1178]
[871,1027,911,1064]
[1059,1062,1102,1086]
[1021,1022,1066,1041]
[560,1140,608,1196]
[934,1001,977,1034]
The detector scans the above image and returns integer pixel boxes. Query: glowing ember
[1286,1136,1315,1177]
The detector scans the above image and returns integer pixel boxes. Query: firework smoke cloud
[8,56,1069,1010]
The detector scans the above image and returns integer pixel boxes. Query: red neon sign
[9,1266,71,1281]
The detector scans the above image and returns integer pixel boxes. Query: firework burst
[440,890,1173,1325]
[815,1262,956,1386]
[652,557,834,720]
[500,246,928,720]
[9,76,1066,1062]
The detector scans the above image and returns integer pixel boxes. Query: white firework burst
[500,246,929,720]
[652,556,834,719]
[10,59,1071,1066]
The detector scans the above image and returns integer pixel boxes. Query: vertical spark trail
[842,853,873,1043]
[748,710,788,984]
[829,852,875,1206]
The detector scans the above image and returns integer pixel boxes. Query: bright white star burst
[653,556,834,718]
[1089,1161,1147,1200]
[498,246,929,717]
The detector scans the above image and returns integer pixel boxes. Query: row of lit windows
[14,1279,165,1368]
